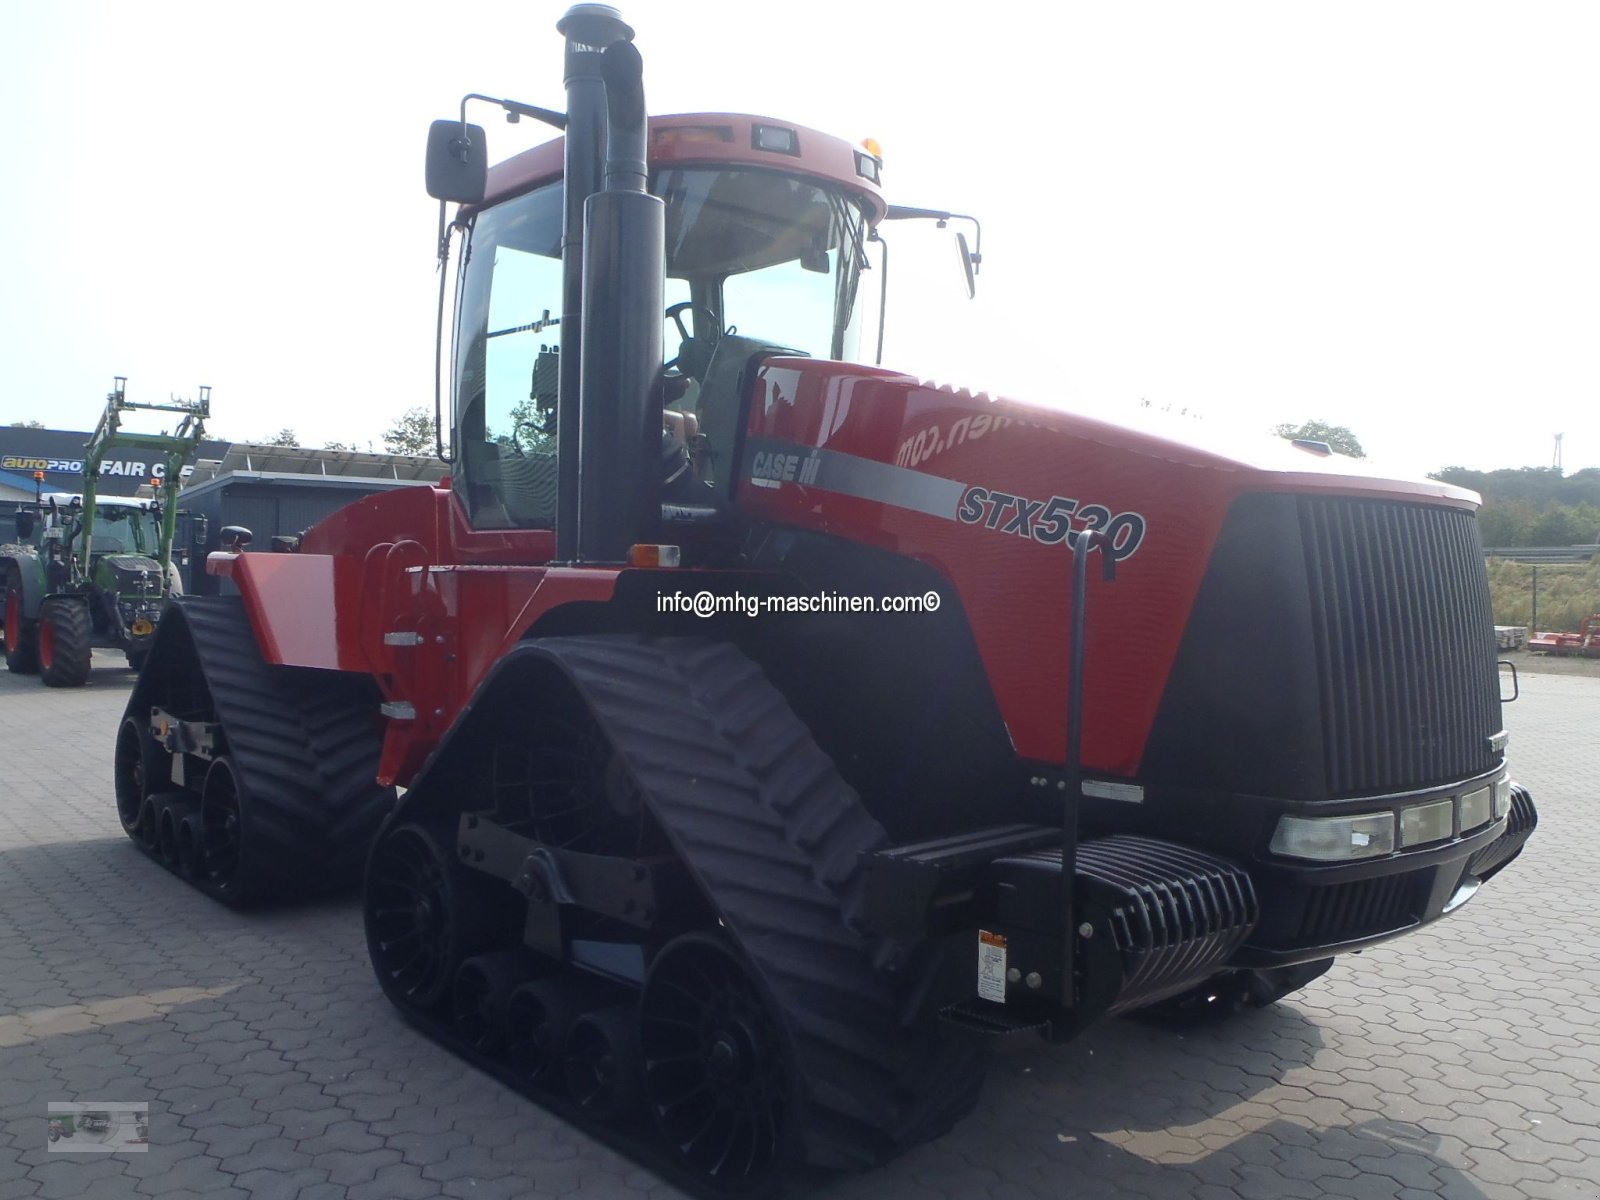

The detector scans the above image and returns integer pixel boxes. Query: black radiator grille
[1299,498,1499,795]
[1297,872,1428,944]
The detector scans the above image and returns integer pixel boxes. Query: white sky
[1,1,1596,475]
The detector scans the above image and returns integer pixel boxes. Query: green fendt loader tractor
[2,377,210,686]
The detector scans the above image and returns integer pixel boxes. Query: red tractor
[115,6,1537,1192]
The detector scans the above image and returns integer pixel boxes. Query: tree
[383,407,438,457]
[8,419,44,429]
[324,440,358,452]
[1273,419,1365,458]
[263,428,300,447]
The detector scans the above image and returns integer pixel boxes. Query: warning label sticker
[977,930,1007,1003]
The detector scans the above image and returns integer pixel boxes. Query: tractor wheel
[640,933,796,1190]
[38,597,92,687]
[125,646,150,673]
[3,566,39,674]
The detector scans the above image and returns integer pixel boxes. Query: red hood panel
[740,359,1476,772]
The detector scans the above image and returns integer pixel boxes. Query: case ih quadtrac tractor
[114,6,1537,1192]
[4,379,208,686]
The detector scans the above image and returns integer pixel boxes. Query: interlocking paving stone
[5,654,1599,1199]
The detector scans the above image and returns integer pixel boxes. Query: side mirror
[426,120,488,203]
[15,509,35,540]
[220,525,253,552]
[955,231,977,299]
[192,515,210,546]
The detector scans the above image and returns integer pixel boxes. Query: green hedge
[1486,558,1600,633]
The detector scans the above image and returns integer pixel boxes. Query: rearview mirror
[14,509,35,540]
[426,120,488,203]
[955,231,976,299]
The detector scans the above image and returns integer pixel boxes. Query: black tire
[4,564,40,675]
[39,597,92,687]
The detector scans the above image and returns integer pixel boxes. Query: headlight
[1459,786,1494,833]
[1270,812,1395,861]
[1400,799,1455,847]
[1492,777,1512,820]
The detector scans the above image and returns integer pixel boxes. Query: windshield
[91,506,161,556]
[453,168,869,530]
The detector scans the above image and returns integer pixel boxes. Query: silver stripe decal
[745,438,966,520]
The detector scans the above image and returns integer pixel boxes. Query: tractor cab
[36,493,164,558]
[451,116,885,533]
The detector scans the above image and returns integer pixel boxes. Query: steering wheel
[663,301,723,385]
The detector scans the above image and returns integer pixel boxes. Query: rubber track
[124,596,393,902]
[465,636,985,1173]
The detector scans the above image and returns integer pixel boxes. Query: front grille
[1297,872,1428,944]
[1299,498,1500,795]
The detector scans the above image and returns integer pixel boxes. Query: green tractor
[2,377,209,686]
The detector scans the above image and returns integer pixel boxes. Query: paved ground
[1,653,1596,1200]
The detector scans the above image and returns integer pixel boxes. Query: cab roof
[478,113,887,223]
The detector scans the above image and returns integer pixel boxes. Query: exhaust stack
[555,5,664,563]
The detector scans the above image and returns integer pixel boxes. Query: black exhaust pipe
[573,23,663,563]
[554,4,664,564]
[554,4,619,562]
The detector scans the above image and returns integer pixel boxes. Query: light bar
[1271,771,1512,863]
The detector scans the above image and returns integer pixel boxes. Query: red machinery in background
[1530,614,1600,656]
[114,6,1537,1193]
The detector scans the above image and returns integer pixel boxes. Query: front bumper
[1234,783,1539,967]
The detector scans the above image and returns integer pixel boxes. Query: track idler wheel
[114,716,160,840]
[639,933,795,1190]
[199,758,251,900]
[366,823,502,1012]
[563,1004,643,1127]
[452,951,543,1054]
